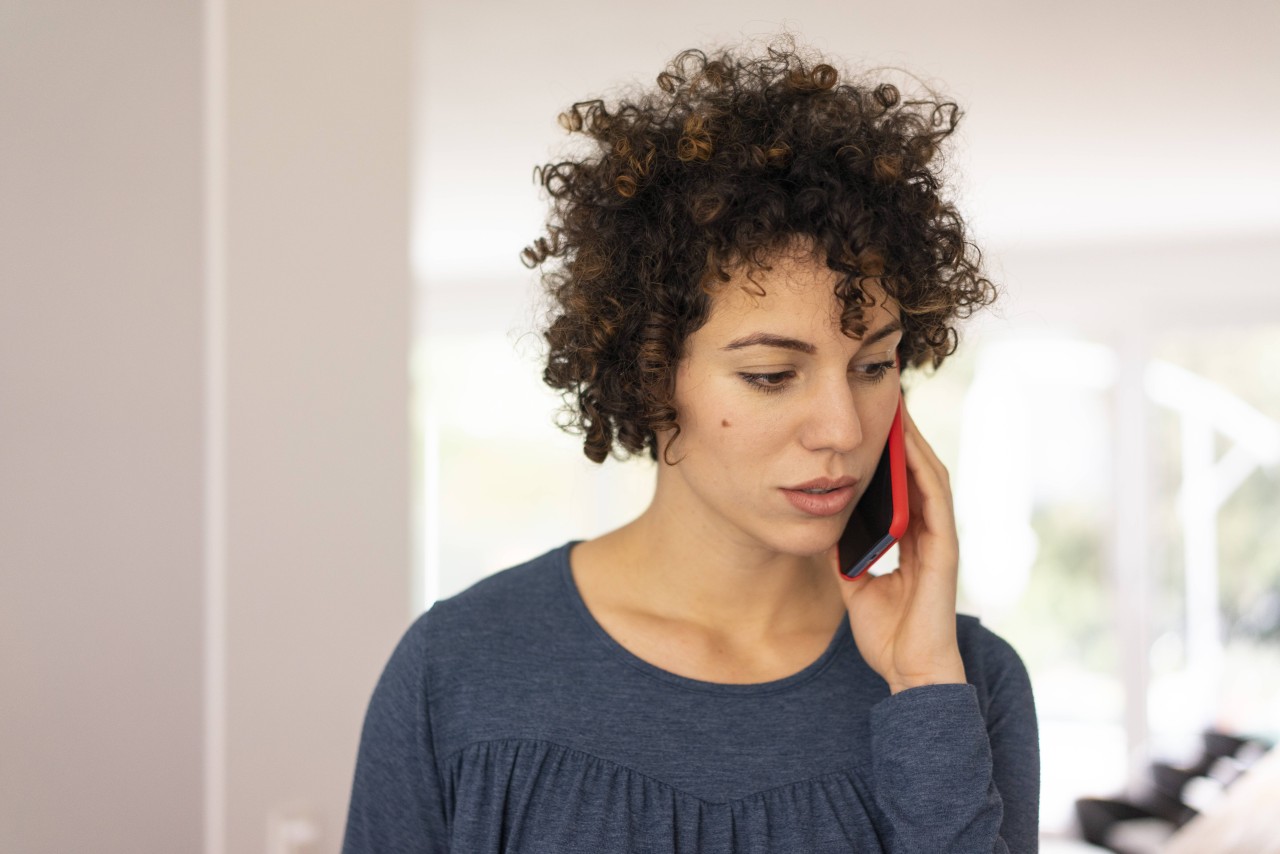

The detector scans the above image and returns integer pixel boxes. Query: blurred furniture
[1162,742,1280,854]
[1073,731,1273,854]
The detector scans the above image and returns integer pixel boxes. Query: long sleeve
[985,635,1040,852]
[342,614,449,854]
[869,643,1039,854]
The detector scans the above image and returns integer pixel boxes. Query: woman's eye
[739,371,793,394]
[853,360,899,383]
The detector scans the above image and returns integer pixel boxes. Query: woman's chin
[760,525,843,559]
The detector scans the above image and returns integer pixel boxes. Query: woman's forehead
[704,257,899,335]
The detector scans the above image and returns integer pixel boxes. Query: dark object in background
[1075,730,1269,853]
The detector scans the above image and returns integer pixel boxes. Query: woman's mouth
[780,483,857,516]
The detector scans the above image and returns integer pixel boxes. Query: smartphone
[837,395,909,579]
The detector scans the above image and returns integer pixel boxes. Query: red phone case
[839,394,909,579]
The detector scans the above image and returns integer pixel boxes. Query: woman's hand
[828,401,967,694]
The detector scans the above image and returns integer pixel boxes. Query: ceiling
[414,0,1280,282]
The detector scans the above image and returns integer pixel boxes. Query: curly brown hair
[524,38,997,464]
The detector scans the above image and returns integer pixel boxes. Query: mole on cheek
[721,419,731,428]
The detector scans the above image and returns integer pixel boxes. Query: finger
[898,414,959,572]
[902,421,953,523]
[901,402,952,483]
[900,405,955,516]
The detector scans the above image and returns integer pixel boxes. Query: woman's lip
[786,476,857,491]
[780,485,857,517]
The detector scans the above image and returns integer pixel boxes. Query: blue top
[342,542,1040,853]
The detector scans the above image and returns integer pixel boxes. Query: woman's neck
[576,493,846,643]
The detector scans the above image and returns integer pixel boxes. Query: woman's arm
[342,613,449,854]
[984,630,1041,851]
[869,671,1038,854]
[832,401,1040,852]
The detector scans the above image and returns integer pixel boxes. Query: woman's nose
[798,376,864,453]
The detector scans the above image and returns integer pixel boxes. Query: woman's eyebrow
[721,320,903,354]
[861,319,903,347]
[721,332,816,354]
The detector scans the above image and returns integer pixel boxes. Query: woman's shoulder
[953,613,1035,717]
[431,542,573,619]
[398,541,581,667]
[955,612,1020,657]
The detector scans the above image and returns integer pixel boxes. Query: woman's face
[658,249,904,559]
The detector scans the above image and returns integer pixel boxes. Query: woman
[343,39,1040,853]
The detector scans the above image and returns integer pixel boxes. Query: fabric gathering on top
[341,542,1040,853]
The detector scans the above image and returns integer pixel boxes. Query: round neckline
[559,540,851,696]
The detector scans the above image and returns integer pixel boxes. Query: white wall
[1,2,205,851]
[0,1,413,852]
[220,2,411,852]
